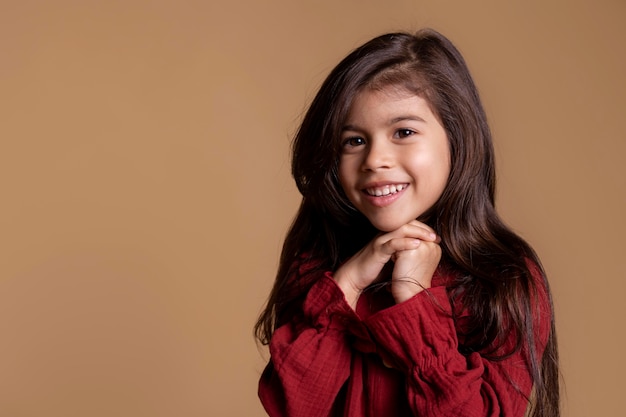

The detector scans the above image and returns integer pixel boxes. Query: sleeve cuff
[364,286,461,371]
[302,273,362,331]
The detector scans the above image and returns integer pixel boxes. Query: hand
[390,239,442,303]
[333,220,439,309]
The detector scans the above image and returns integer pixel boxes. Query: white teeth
[366,184,406,196]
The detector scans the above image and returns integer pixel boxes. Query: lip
[361,180,405,188]
[360,182,409,208]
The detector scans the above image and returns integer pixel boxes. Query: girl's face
[338,86,450,232]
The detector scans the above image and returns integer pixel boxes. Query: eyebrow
[341,124,359,132]
[342,115,427,131]
[389,115,427,124]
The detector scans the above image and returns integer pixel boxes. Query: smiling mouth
[364,184,408,197]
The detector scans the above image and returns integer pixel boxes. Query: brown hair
[255,29,559,417]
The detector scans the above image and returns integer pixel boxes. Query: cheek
[435,138,452,186]
[442,148,452,186]
[433,162,451,200]
[440,154,451,183]
[337,158,353,190]
[336,166,358,210]
[433,156,452,202]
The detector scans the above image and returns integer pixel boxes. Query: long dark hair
[255,29,559,417]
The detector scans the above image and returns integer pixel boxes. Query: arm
[364,272,551,417]
[258,273,362,417]
[259,221,442,416]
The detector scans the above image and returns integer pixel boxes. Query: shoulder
[525,257,553,327]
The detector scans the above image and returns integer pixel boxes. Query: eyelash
[341,129,417,148]
[395,129,416,138]
[342,136,366,147]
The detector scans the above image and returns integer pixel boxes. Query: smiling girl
[255,29,560,417]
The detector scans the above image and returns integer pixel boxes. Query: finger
[395,222,439,242]
[409,222,441,243]
[394,240,442,257]
[379,237,422,256]
[405,220,436,233]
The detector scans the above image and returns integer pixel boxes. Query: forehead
[344,86,433,122]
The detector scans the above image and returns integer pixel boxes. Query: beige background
[1,1,624,416]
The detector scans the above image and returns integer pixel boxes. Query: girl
[255,29,559,417]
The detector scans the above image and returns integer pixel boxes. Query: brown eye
[342,136,366,147]
[395,129,416,139]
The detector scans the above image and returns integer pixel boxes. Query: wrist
[391,279,427,304]
[333,271,362,310]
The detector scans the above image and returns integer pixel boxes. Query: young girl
[255,29,559,417]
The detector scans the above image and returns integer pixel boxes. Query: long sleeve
[364,270,551,417]
[259,273,364,417]
[259,261,552,417]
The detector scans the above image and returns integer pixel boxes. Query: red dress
[259,259,551,417]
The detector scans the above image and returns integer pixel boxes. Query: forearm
[365,287,543,417]
[260,275,361,417]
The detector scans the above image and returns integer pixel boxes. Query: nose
[361,139,393,171]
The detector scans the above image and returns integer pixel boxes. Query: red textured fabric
[259,261,551,417]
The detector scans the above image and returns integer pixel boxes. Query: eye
[342,136,366,147]
[395,129,416,139]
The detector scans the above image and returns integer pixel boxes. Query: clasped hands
[333,220,441,309]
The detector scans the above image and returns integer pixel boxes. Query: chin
[368,218,412,233]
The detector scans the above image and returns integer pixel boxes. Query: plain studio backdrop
[1,1,624,416]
